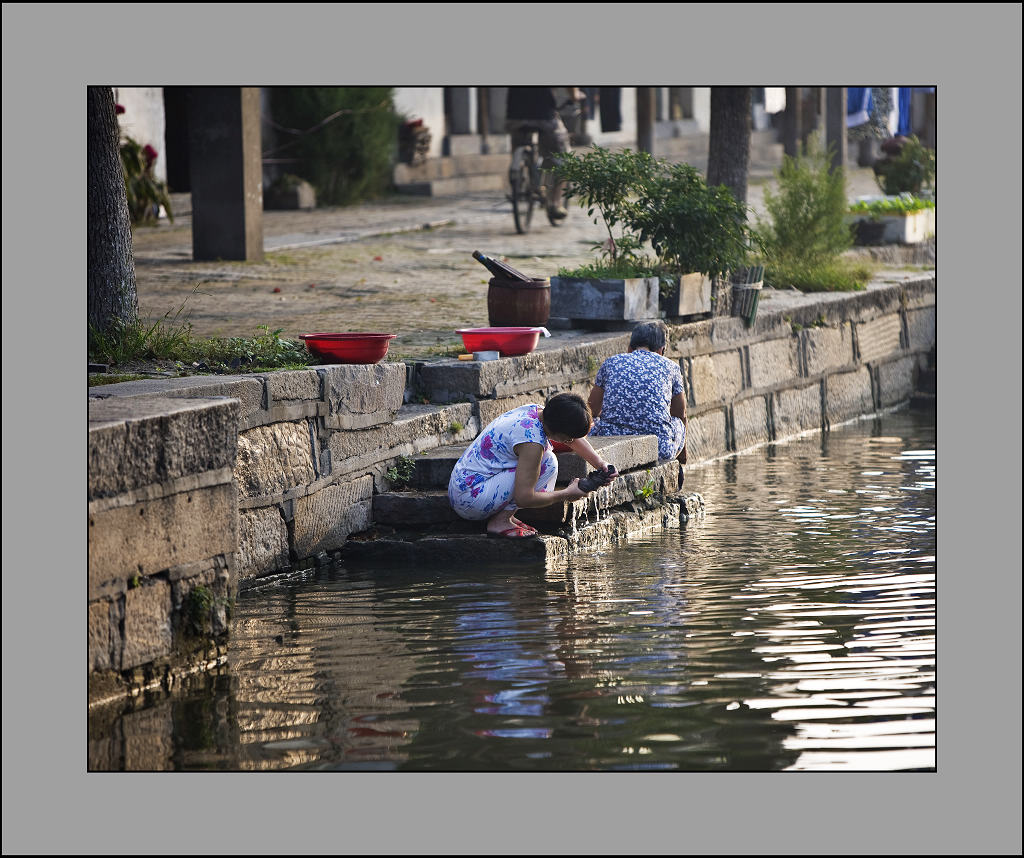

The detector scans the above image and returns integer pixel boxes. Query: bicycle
[507,129,563,235]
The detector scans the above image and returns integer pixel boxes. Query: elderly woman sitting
[587,320,687,464]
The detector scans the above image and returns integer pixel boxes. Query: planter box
[660,272,712,318]
[847,197,935,245]
[550,276,660,323]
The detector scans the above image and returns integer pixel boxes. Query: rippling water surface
[89,409,935,771]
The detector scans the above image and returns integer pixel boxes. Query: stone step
[374,457,682,532]
[394,152,511,184]
[404,435,659,491]
[394,173,508,197]
[344,491,706,572]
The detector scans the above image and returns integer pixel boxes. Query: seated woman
[587,321,687,464]
[448,392,617,538]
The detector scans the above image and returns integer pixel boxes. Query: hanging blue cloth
[847,87,872,128]
[898,87,913,136]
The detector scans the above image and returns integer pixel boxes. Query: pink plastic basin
[456,327,544,357]
[299,333,396,364]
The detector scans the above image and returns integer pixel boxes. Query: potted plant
[553,148,755,323]
[872,135,936,196]
[549,147,661,324]
[631,160,753,318]
[847,194,935,245]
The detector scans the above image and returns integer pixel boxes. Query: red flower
[115,104,126,115]
[142,144,158,165]
[373,255,383,261]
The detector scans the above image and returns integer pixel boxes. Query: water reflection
[89,409,935,771]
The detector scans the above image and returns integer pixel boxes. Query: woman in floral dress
[448,392,616,538]
[588,321,687,464]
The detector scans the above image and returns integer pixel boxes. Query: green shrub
[633,161,753,280]
[268,87,401,206]
[756,141,852,270]
[555,147,755,281]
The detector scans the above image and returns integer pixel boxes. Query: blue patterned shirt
[590,349,685,461]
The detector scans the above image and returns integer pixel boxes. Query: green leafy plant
[553,147,657,271]
[118,129,173,227]
[449,420,465,434]
[873,135,935,195]
[385,455,416,488]
[632,160,754,282]
[634,471,656,501]
[267,87,402,206]
[849,194,935,220]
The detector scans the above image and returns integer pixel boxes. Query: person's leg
[508,449,558,531]
[539,118,571,217]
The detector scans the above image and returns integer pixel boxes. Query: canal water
[89,407,935,772]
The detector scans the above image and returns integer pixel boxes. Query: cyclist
[504,87,578,221]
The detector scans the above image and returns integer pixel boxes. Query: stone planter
[549,275,660,325]
[660,272,712,319]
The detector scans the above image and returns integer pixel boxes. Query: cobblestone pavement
[128,166,889,361]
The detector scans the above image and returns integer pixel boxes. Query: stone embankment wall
[88,275,935,703]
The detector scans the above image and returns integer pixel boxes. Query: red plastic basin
[299,333,396,364]
[456,327,544,357]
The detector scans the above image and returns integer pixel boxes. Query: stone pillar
[488,87,508,135]
[825,87,848,173]
[783,86,802,157]
[636,87,656,153]
[447,87,476,134]
[188,87,263,262]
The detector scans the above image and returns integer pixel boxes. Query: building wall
[113,86,167,183]
[393,87,446,159]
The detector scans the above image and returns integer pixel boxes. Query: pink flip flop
[487,523,538,539]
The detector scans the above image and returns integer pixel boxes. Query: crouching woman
[448,392,617,538]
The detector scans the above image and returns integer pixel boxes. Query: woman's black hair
[543,392,593,438]
[629,320,667,353]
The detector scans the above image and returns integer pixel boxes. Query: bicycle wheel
[510,147,535,234]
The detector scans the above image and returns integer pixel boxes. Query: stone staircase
[392,129,787,197]
[341,434,704,571]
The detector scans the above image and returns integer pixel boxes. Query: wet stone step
[373,459,685,531]
[406,435,660,490]
[342,496,705,572]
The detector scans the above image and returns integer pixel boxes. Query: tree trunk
[88,85,137,337]
[706,87,751,205]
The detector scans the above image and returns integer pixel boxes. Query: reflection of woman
[448,393,617,539]
[588,321,687,464]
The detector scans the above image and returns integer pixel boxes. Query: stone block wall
[88,396,239,700]
[88,276,935,702]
